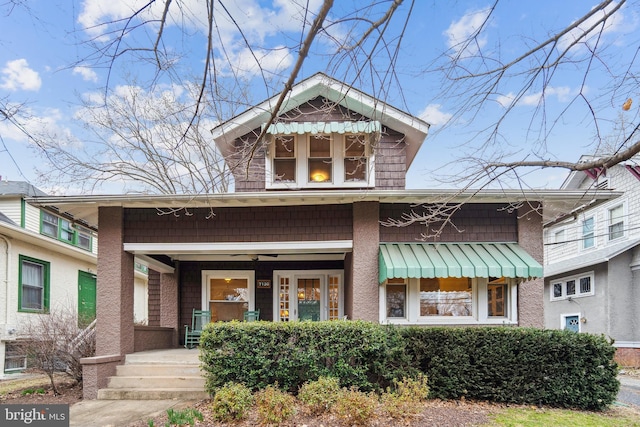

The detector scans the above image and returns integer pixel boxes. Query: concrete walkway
[69,399,198,427]
[617,373,640,409]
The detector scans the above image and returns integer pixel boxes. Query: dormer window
[273,136,296,182]
[265,121,378,189]
[308,135,332,183]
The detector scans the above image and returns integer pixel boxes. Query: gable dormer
[211,74,429,192]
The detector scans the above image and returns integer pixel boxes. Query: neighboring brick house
[28,74,619,398]
[0,181,98,377]
[544,155,640,366]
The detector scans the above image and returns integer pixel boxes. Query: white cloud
[558,1,633,52]
[221,46,294,78]
[78,0,323,46]
[0,59,41,91]
[444,8,492,57]
[418,104,452,126]
[496,86,573,108]
[73,66,99,83]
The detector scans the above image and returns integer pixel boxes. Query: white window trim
[607,203,626,242]
[550,271,595,301]
[581,216,596,250]
[561,313,582,332]
[272,269,344,322]
[265,133,375,190]
[201,270,255,311]
[379,277,518,325]
[554,228,565,244]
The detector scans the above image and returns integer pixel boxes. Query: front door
[297,278,321,321]
[564,315,580,332]
[275,270,342,322]
[78,271,97,327]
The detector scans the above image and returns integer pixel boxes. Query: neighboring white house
[544,155,640,366]
[0,180,153,376]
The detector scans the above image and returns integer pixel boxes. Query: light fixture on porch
[224,278,232,283]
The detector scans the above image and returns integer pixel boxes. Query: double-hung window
[308,134,332,182]
[608,205,624,241]
[344,134,368,182]
[19,255,50,312]
[273,136,296,183]
[41,212,58,237]
[582,217,595,249]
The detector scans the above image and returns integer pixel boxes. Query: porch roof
[26,188,622,230]
[378,243,543,283]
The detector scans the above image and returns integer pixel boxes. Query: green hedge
[199,322,619,410]
[401,327,619,410]
[199,320,417,394]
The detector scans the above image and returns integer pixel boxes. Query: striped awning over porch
[379,243,543,283]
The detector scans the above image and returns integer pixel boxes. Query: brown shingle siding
[124,205,353,243]
[379,203,518,242]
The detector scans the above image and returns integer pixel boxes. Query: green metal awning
[378,243,543,283]
[265,121,381,135]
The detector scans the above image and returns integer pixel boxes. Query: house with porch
[544,155,640,366]
[27,74,620,399]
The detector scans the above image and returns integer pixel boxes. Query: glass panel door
[297,278,321,321]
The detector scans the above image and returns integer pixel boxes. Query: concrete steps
[97,349,209,400]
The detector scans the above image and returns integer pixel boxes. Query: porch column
[517,204,544,328]
[160,272,179,347]
[350,201,380,321]
[81,206,133,399]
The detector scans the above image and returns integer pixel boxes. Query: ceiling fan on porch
[231,253,279,262]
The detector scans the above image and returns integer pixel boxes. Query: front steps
[97,348,209,400]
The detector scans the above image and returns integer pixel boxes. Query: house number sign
[257,279,271,289]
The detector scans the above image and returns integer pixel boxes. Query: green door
[78,271,97,327]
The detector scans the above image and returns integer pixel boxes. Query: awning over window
[265,121,381,135]
[379,243,543,283]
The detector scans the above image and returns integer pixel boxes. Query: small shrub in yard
[164,408,203,426]
[255,384,297,424]
[380,374,430,419]
[210,382,254,422]
[331,387,378,426]
[298,376,341,414]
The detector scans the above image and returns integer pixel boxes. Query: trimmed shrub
[255,384,296,424]
[331,387,378,426]
[401,327,619,410]
[298,376,341,414]
[199,321,619,410]
[210,382,254,422]
[380,374,430,420]
[199,320,417,393]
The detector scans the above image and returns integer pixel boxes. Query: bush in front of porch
[199,322,619,410]
[199,320,416,394]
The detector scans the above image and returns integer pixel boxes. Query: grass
[487,405,640,426]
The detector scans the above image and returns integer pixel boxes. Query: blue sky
[0,1,637,194]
